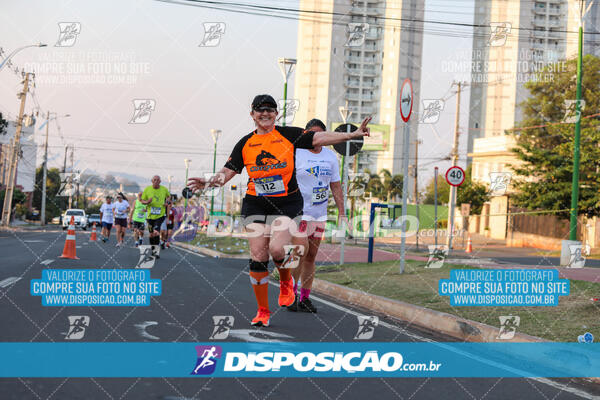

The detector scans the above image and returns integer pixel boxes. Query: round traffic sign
[182,187,194,199]
[445,166,465,187]
[399,78,413,122]
[333,123,363,156]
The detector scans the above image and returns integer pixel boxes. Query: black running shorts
[241,190,303,225]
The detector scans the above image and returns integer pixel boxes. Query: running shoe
[278,278,295,307]
[160,242,165,250]
[116,242,121,247]
[251,307,271,327]
[286,296,299,312]
[165,242,171,248]
[298,297,317,313]
[135,242,139,248]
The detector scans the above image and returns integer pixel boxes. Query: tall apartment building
[294,0,424,197]
[468,0,599,185]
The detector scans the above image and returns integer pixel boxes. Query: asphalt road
[0,228,598,399]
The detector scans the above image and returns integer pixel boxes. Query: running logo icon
[346,23,370,47]
[354,316,378,340]
[191,345,222,375]
[488,172,512,196]
[568,244,590,268]
[136,245,157,269]
[563,99,586,123]
[210,316,234,340]
[348,173,368,197]
[65,316,89,340]
[281,245,305,269]
[497,315,520,340]
[420,99,445,124]
[277,99,299,125]
[129,99,156,124]
[488,22,511,46]
[199,22,226,47]
[55,22,81,47]
[57,172,79,197]
[426,245,448,269]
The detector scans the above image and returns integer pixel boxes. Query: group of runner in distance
[96,94,370,327]
[98,175,175,258]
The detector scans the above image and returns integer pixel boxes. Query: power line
[157,0,600,36]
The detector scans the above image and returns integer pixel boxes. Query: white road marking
[228,329,294,343]
[40,259,54,266]
[0,277,21,288]
[134,321,159,340]
[23,240,45,243]
[178,246,594,399]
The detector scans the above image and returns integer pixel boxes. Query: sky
[0,0,474,195]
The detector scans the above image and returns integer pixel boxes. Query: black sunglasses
[254,106,277,113]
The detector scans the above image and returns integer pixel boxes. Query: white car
[62,209,88,230]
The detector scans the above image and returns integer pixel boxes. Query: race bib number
[254,176,285,196]
[150,207,162,215]
[137,212,145,219]
[312,187,328,205]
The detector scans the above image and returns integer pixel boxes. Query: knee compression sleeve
[249,260,269,272]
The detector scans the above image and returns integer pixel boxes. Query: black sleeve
[277,126,315,149]
[224,133,251,173]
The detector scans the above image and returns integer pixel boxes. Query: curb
[310,279,544,343]
[174,242,247,259]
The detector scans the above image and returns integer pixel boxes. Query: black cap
[251,94,277,110]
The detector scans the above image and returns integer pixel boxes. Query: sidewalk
[316,243,600,284]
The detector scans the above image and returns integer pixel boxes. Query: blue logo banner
[439,269,569,306]
[0,343,598,378]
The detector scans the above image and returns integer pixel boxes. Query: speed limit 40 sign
[445,166,465,186]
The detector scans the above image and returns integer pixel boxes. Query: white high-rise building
[294,0,424,197]
[468,0,600,185]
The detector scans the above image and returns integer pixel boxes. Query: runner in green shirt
[140,175,171,255]
[128,192,147,247]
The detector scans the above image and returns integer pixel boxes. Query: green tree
[510,55,600,217]
[365,169,403,202]
[422,165,488,214]
[0,188,26,214]
[422,175,450,205]
[0,112,7,136]
[456,165,489,215]
[33,167,67,222]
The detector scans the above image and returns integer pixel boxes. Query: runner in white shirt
[113,192,130,247]
[99,196,115,243]
[289,119,346,313]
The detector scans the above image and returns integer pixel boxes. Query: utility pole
[40,111,50,225]
[446,81,462,251]
[413,138,422,250]
[1,73,32,226]
[63,145,68,173]
[68,145,74,209]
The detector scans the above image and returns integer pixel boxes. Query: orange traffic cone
[465,235,473,253]
[59,216,79,259]
[90,222,97,242]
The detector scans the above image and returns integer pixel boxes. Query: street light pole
[278,58,297,127]
[569,0,591,240]
[210,129,221,217]
[338,104,352,266]
[0,43,47,72]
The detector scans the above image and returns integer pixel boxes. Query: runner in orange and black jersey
[188,94,371,327]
